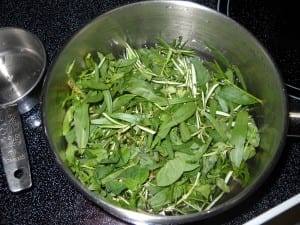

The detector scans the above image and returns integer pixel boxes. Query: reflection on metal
[0,56,13,82]
[0,27,46,192]
[244,193,300,225]
[286,83,300,100]
[217,0,231,16]
[289,112,300,118]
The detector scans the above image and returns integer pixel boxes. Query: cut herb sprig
[62,36,262,215]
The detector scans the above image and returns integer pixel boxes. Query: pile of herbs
[61,37,262,215]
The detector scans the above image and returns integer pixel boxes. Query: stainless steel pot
[42,1,288,224]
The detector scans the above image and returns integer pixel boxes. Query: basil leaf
[179,122,191,142]
[149,188,172,209]
[156,158,185,187]
[202,154,218,175]
[105,180,127,195]
[120,165,149,191]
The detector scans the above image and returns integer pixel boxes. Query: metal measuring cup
[0,27,46,192]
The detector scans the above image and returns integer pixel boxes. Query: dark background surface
[0,0,299,224]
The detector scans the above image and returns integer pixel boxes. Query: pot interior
[43,1,287,224]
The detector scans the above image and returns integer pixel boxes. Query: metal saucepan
[42,1,296,224]
[0,27,46,192]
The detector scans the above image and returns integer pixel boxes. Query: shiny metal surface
[0,105,32,192]
[0,27,46,192]
[43,1,287,224]
[0,27,46,107]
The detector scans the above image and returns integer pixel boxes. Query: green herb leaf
[120,165,149,191]
[106,180,127,195]
[149,187,172,209]
[218,83,262,105]
[206,43,230,69]
[63,106,74,135]
[112,94,136,111]
[65,144,77,164]
[216,177,230,193]
[109,112,141,125]
[74,103,89,148]
[81,80,110,90]
[103,90,113,114]
[179,122,191,142]
[230,110,249,167]
[204,112,228,141]
[156,158,185,187]
[126,85,168,106]
[191,57,210,87]
[62,37,261,215]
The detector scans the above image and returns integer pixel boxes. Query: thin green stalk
[164,172,201,212]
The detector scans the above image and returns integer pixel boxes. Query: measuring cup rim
[0,27,47,107]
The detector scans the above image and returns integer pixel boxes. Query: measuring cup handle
[0,105,32,192]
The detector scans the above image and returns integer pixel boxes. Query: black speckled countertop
[0,1,299,225]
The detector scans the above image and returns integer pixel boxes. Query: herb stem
[205,170,233,210]
[63,37,261,216]
[160,48,173,76]
[205,191,224,210]
[171,58,185,75]
[102,112,126,126]
[151,79,183,85]
[136,124,156,135]
[204,83,219,107]
[164,172,201,212]
[190,63,198,98]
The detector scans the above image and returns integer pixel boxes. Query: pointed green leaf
[74,103,89,148]
[230,111,248,167]
[204,112,227,141]
[103,90,113,114]
[218,84,262,105]
[191,57,210,87]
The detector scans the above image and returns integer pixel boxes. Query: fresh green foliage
[61,37,262,215]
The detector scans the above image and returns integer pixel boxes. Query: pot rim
[41,1,289,224]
